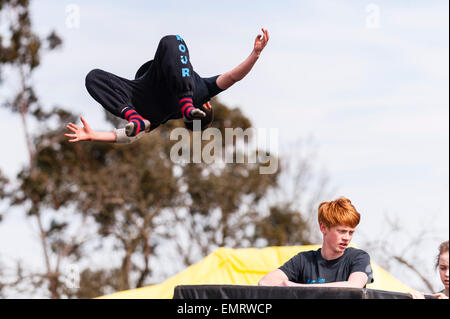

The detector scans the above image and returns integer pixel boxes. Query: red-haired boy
[259,197,373,288]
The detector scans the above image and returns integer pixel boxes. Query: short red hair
[318,197,360,228]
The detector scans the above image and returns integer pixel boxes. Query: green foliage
[254,204,312,246]
[0,0,61,68]
[0,0,61,115]
[1,93,321,297]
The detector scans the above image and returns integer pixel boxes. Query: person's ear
[319,223,328,235]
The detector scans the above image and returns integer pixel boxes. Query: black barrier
[173,284,437,299]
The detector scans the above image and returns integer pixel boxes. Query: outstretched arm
[65,117,144,144]
[65,117,116,143]
[216,28,269,90]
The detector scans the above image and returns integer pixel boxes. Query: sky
[0,0,448,295]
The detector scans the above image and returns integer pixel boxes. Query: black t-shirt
[279,247,374,286]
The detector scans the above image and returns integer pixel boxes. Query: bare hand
[203,101,212,110]
[254,28,269,56]
[408,290,426,299]
[65,117,93,143]
[431,292,449,299]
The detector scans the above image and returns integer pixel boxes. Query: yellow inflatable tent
[98,245,411,299]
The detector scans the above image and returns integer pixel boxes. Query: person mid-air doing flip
[65,28,269,144]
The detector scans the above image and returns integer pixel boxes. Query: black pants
[85,35,195,119]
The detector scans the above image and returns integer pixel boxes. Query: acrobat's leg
[121,107,151,137]
[152,35,205,121]
[85,69,150,136]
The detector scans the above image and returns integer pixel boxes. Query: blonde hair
[318,197,360,228]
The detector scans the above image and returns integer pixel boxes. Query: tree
[164,100,332,273]
[0,169,8,222]
[7,91,331,298]
[0,0,67,298]
[9,107,182,296]
[11,98,285,297]
[360,213,444,293]
[1,1,330,298]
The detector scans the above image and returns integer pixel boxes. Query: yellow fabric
[98,245,412,299]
